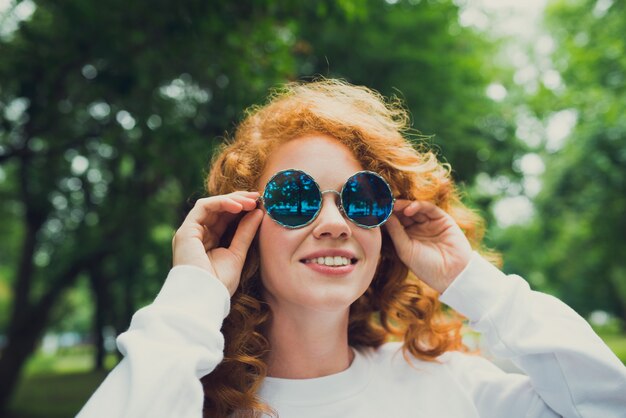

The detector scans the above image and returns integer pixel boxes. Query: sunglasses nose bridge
[320,189,343,210]
[318,189,349,220]
[314,189,352,235]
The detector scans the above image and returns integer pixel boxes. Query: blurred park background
[0,0,625,416]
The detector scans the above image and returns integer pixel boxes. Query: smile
[302,256,356,267]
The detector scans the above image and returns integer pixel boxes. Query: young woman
[78,80,626,418]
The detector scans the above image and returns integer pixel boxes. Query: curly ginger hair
[202,79,492,417]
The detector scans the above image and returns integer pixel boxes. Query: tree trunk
[0,290,56,414]
[0,327,44,414]
[89,265,109,371]
[0,160,46,414]
[0,246,107,415]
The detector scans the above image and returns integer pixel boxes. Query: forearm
[440,252,626,418]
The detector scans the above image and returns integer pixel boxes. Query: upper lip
[299,249,358,261]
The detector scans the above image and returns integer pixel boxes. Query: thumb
[229,209,264,264]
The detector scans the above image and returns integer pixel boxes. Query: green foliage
[538,0,626,320]
[0,0,515,346]
[494,0,626,321]
[0,0,311,335]
[48,276,93,334]
[295,0,522,186]
[0,0,623,411]
[0,0,363,409]
[0,0,587,410]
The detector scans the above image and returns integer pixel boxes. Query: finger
[186,199,242,246]
[229,209,264,262]
[402,200,447,221]
[227,192,260,211]
[231,190,261,198]
[202,212,239,249]
[177,198,244,248]
[393,199,413,212]
[395,199,445,218]
[186,197,247,225]
[186,196,242,224]
[403,201,421,216]
[394,211,416,227]
[394,200,429,226]
[204,193,260,239]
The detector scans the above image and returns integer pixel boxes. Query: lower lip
[301,262,357,276]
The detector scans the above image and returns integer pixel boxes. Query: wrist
[430,252,473,294]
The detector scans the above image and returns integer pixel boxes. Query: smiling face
[257,134,383,314]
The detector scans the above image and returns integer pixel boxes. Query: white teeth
[305,256,351,266]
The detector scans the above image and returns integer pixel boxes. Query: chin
[266,281,368,314]
[260,261,375,314]
[301,293,361,313]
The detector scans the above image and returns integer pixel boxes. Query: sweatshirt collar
[258,347,371,406]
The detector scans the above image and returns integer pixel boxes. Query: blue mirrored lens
[263,170,321,227]
[342,172,393,227]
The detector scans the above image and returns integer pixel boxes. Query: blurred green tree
[295,0,523,188]
[0,0,516,412]
[0,0,335,411]
[497,0,626,323]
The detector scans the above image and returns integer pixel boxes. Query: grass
[7,347,118,418]
[7,370,110,418]
[6,334,626,418]
[597,332,626,363]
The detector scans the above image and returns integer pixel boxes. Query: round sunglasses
[259,169,395,229]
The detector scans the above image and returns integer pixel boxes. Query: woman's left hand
[384,199,473,293]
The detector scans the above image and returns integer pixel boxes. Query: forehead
[259,134,363,189]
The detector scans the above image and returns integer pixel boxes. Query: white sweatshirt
[76,253,626,418]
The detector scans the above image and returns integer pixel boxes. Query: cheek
[361,229,383,260]
[258,217,300,283]
[258,217,277,249]
[352,227,383,275]
[258,218,280,269]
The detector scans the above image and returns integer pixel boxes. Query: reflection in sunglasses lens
[342,172,393,227]
[263,170,321,227]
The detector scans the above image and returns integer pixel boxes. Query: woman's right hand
[172,191,264,296]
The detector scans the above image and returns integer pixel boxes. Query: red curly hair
[202,79,493,417]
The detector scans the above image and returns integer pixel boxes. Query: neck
[265,302,354,379]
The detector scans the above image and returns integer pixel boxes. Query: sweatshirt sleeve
[76,265,231,418]
[439,252,626,418]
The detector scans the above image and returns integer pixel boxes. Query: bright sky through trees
[461,0,582,227]
[0,0,581,228]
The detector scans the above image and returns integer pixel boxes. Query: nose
[312,193,351,239]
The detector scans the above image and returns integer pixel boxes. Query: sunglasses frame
[258,169,396,229]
